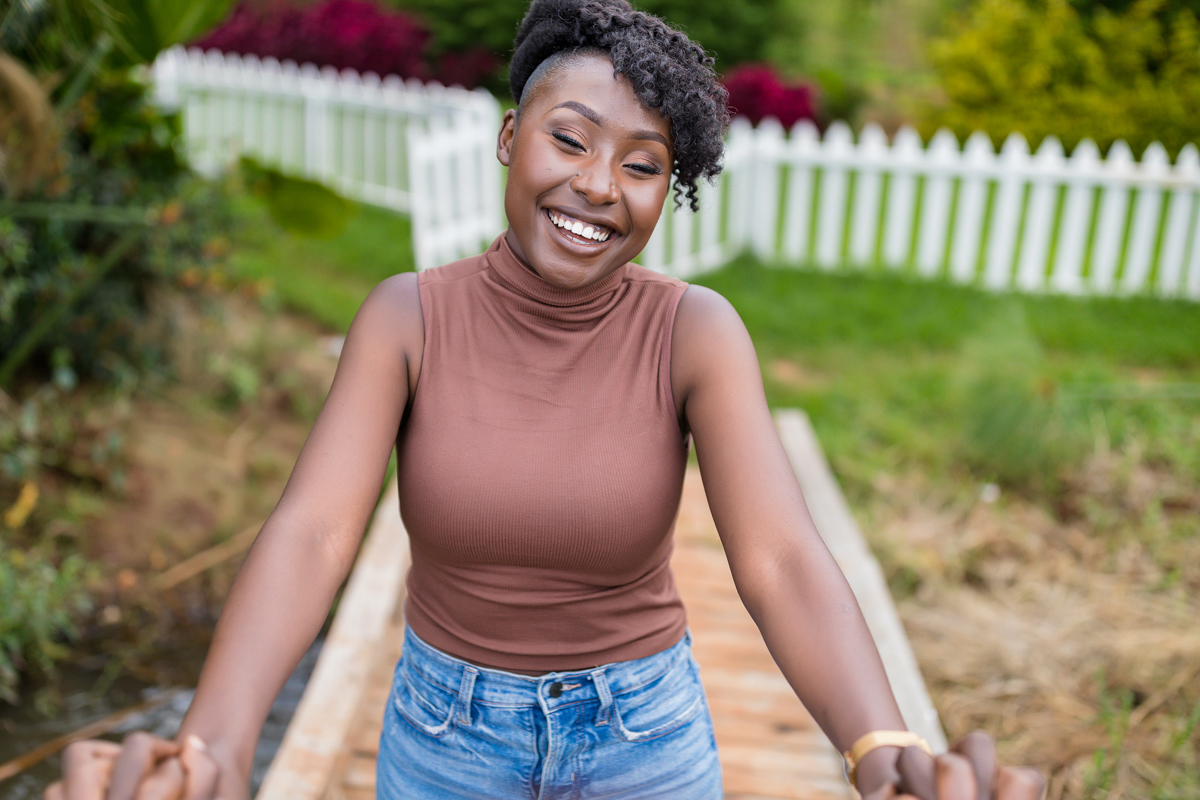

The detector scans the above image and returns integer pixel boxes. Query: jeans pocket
[611,654,706,743]
[390,657,459,739]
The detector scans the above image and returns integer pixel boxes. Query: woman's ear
[497,109,518,167]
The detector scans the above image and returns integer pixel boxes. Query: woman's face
[497,53,673,290]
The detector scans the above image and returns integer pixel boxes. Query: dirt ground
[865,467,1200,798]
[65,291,341,687]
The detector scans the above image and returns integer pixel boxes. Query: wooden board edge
[256,476,409,799]
[774,409,948,752]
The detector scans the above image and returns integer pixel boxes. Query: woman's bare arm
[672,285,1045,800]
[171,272,424,792]
[671,285,913,795]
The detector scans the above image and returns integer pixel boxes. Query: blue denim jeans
[377,626,723,799]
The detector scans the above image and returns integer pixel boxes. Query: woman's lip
[543,208,618,252]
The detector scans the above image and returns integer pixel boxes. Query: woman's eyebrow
[551,101,670,149]
[553,100,602,124]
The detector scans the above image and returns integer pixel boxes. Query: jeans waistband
[401,625,692,713]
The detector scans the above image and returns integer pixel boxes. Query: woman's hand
[44,733,221,800]
[861,731,1045,800]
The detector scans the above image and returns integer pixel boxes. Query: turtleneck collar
[485,233,629,308]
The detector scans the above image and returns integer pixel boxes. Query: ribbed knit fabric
[396,234,690,672]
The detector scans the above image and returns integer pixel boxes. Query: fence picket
[882,127,922,268]
[726,118,755,254]
[916,129,958,278]
[1092,141,1134,293]
[752,118,786,261]
[984,133,1030,290]
[949,132,992,284]
[672,191,696,277]
[692,175,720,271]
[1159,145,1199,296]
[1050,139,1099,294]
[849,124,887,266]
[1016,136,1064,291]
[1123,143,1169,293]
[816,122,853,268]
[781,120,819,263]
[1188,194,1200,299]
[407,121,433,271]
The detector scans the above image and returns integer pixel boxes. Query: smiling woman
[498,51,674,288]
[46,1,1047,799]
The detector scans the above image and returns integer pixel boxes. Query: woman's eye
[628,162,663,176]
[552,132,584,149]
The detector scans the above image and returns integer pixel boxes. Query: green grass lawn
[694,256,1200,502]
[226,195,416,332]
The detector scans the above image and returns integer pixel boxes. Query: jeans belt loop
[591,667,613,726]
[457,665,478,726]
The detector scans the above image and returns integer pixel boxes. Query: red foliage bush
[722,64,818,130]
[432,48,501,91]
[193,0,498,88]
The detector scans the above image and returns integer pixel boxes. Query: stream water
[0,640,322,799]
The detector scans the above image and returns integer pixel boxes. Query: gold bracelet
[843,730,932,787]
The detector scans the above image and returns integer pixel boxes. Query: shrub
[955,307,1085,490]
[0,70,233,388]
[722,64,819,129]
[635,0,790,69]
[194,0,435,83]
[0,543,95,704]
[927,0,1200,157]
[391,0,791,91]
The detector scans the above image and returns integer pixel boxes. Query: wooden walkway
[257,411,942,799]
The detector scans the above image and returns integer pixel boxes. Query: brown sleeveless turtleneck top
[395,234,690,672]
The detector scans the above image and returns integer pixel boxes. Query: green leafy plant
[0,543,96,704]
[927,0,1200,157]
[393,0,791,88]
[955,307,1085,490]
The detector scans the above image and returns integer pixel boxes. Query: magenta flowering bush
[722,64,818,130]
[195,1,430,80]
[193,0,498,88]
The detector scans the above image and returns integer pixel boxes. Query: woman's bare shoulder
[672,284,754,371]
[339,271,424,393]
[352,271,423,345]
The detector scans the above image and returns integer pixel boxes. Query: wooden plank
[673,461,854,800]
[774,409,947,752]
[256,477,409,800]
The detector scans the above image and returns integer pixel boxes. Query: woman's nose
[569,162,620,206]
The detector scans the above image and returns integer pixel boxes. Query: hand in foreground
[863,731,1045,800]
[44,732,220,800]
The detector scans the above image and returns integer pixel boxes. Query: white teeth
[548,210,611,242]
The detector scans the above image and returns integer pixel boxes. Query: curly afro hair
[509,0,729,211]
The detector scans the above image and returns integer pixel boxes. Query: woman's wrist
[177,729,251,790]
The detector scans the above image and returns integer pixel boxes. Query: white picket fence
[151,46,504,271]
[643,117,1200,299]
[153,48,1200,299]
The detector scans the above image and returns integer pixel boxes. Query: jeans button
[548,681,563,698]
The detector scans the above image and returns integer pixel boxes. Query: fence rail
[151,47,504,270]
[642,117,1200,300]
[154,49,1200,300]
